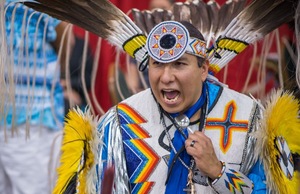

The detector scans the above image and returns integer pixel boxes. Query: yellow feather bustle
[53,107,100,194]
[255,89,300,194]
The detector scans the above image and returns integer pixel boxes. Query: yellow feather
[53,107,99,194]
[258,90,300,194]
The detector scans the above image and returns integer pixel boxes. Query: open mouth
[162,90,179,103]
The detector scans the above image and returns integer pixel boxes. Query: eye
[150,60,162,67]
[175,61,185,66]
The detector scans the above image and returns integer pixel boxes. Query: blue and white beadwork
[147,21,206,63]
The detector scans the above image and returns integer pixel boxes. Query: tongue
[165,91,178,99]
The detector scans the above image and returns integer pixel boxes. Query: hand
[63,89,82,105]
[61,79,82,105]
[185,131,222,180]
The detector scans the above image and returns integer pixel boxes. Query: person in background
[149,0,174,10]
[61,26,93,115]
[0,1,71,193]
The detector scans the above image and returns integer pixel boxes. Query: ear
[201,60,209,82]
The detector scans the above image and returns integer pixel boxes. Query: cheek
[182,80,203,105]
[148,70,155,81]
[148,69,159,87]
[181,71,202,85]
[180,72,203,94]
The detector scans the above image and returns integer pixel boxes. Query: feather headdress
[130,0,247,73]
[23,0,297,74]
[131,0,296,74]
[207,0,298,74]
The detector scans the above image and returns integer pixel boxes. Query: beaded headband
[146,21,206,63]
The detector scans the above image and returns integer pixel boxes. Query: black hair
[179,21,206,67]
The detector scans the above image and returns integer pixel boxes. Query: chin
[160,104,181,114]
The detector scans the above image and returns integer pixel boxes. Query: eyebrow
[177,56,188,61]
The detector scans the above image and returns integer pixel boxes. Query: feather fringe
[53,106,100,194]
[189,0,211,39]
[208,0,297,73]
[23,0,147,63]
[131,8,173,35]
[253,89,300,194]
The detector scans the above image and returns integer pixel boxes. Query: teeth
[163,93,179,102]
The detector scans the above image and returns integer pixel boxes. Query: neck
[189,109,201,122]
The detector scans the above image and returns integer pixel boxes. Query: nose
[160,64,175,84]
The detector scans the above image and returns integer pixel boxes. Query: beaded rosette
[147,21,206,63]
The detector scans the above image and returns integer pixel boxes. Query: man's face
[148,53,208,114]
